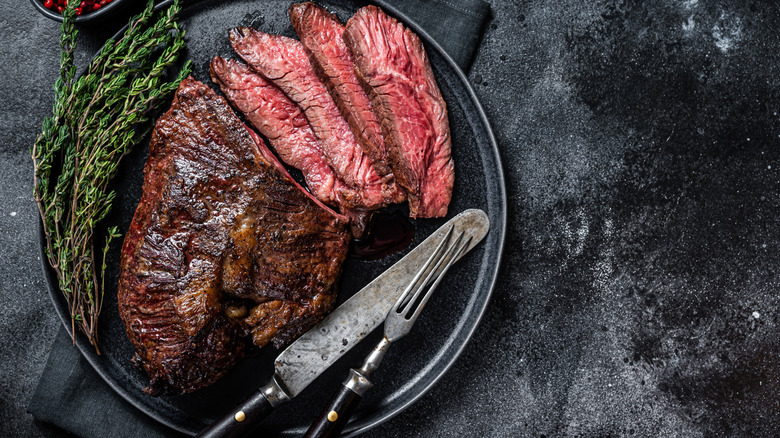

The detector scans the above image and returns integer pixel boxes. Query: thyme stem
[32,0,192,353]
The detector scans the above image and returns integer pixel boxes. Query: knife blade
[196,208,490,437]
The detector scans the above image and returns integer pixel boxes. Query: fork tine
[401,232,469,320]
[408,235,473,318]
[394,224,455,313]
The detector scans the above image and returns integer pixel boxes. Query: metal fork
[303,225,472,438]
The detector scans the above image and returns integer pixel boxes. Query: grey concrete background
[4,0,780,437]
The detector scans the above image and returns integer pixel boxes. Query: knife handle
[303,369,372,438]
[196,378,291,438]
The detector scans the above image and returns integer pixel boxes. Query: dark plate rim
[38,0,507,435]
[342,1,507,436]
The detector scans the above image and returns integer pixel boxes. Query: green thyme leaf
[32,0,191,353]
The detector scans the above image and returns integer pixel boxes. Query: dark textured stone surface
[5,0,780,437]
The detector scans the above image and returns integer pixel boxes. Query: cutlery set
[197,209,489,437]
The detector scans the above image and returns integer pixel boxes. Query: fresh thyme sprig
[32,0,192,353]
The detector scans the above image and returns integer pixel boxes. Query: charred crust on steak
[118,78,350,395]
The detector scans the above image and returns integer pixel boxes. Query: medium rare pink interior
[289,2,394,181]
[344,6,454,218]
[228,27,404,210]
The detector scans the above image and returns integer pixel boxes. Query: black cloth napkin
[27,1,490,437]
[29,329,186,438]
[381,0,491,71]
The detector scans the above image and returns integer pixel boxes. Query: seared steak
[289,3,393,180]
[344,6,455,218]
[229,26,405,210]
[118,78,350,395]
[209,57,372,236]
[210,56,343,206]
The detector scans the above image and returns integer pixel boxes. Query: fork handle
[303,369,372,438]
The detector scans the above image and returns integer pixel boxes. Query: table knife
[195,208,490,437]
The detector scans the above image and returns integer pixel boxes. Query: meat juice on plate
[352,209,415,260]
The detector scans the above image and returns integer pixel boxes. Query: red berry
[92,3,100,9]
[44,0,53,8]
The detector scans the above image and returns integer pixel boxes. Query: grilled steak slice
[229,26,405,210]
[210,57,364,209]
[344,6,455,218]
[289,3,393,180]
[118,78,350,395]
[209,57,372,237]
[211,57,341,205]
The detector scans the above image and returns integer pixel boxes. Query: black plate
[41,0,506,435]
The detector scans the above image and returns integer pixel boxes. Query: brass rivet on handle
[327,411,339,422]
[234,411,246,422]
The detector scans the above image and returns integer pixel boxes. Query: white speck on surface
[569,210,590,258]
[712,12,743,54]
[593,218,615,290]
[9,212,16,217]
[682,17,695,35]
[752,311,761,319]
